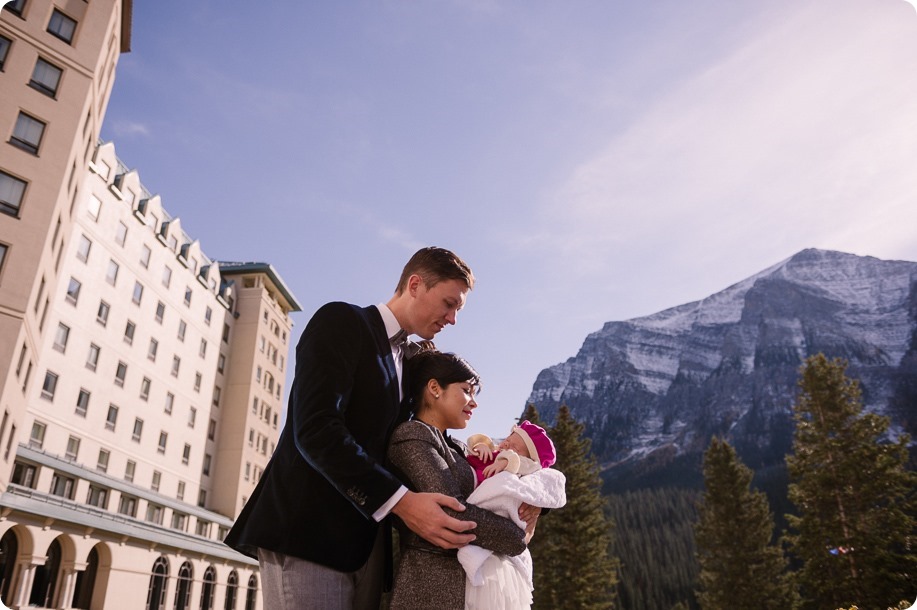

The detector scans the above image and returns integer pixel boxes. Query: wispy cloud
[516,1,917,283]
[111,120,151,138]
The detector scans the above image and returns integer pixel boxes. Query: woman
[387,350,533,609]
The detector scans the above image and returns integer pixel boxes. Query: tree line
[525,354,916,609]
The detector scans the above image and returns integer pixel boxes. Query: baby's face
[497,431,530,458]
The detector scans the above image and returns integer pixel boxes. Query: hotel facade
[0,1,299,608]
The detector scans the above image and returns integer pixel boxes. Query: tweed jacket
[224,302,409,572]
[387,420,527,609]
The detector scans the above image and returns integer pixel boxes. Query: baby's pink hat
[512,421,556,468]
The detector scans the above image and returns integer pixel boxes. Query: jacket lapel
[363,306,401,408]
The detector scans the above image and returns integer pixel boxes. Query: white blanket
[458,468,567,589]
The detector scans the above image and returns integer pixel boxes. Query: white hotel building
[0,1,299,608]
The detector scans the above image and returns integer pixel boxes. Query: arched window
[146,556,169,610]
[199,566,216,610]
[174,561,193,610]
[29,538,61,607]
[0,529,19,603]
[244,575,257,610]
[72,546,100,609]
[223,571,238,610]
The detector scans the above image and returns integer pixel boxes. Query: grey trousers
[257,531,384,610]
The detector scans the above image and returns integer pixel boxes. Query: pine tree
[785,354,917,610]
[694,437,797,610]
[525,404,619,609]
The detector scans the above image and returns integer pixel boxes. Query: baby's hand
[482,459,507,478]
[471,443,493,462]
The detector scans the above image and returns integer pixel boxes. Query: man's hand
[518,503,541,527]
[392,491,477,549]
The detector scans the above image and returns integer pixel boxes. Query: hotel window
[10,112,46,155]
[105,404,118,430]
[195,519,211,538]
[140,377,151,401]
[171,512,188,532]
[50,473,75,499]
[208,419,216,441]
[244,462,250,481]
[177,481,186,501]
[86,343,100,371]
[47,9,77,44]
[155,300,165,323]
[0,35,11,72]
[123,320,135,345]
[204,306,212,325]
[0,243,7,276]
[223,324,231,344]
[96,449,109,473]
[217,353,226,374]
[87,485,108,508]
[124,459,135,483]
[105,259,118,285]
[10,460,38,489]
[132,281,143,304]
[76,234,91,262]
[65,435,80,460]
[4,0,25,17]
[115,221,127,246]
[29,421,46,449]
[118,494,137,517]
[164,392,174,414]
[146,504,164,525]
[171,354,180,375]
[202,454,211,476]
[259,336,265,352]
[29,57,63,98]
[140,244,151,268]
[148,338,158,361]
[53,322,70,352]
[199,338,207,358]
[41,370,58,400]
[252,398,258,415]
[65,277,81,304]
[193,372,201,392]
[212,386,221,408]
[114,361,127,387]
[197,489,206,508]
[157,431,167,454]
[0,171,26,217]
[75,388,89,416]
[162,265,172,288]
[151,470,161,492]
[248,428,254,446]
[96,300,109,326]
[256,366,262,382]
[131,418,143,441]
[86,194,102,221]
[188,407,197,428]
[182,443,190,465]
[183,286,192,306]
[177,320,186,341]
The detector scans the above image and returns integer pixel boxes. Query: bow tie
[390,329,409,347]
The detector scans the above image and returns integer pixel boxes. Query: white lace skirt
[464,554,532,610]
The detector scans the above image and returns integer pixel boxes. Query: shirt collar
[376,303,403,342]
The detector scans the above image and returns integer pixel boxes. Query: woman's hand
[521,505,540,544]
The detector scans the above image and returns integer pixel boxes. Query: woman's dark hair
[406,349,481,406]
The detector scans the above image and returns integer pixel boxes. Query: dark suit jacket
[224,302,410,572]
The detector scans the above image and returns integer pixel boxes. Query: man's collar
[376,303,403,341]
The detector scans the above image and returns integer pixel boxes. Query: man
[225,247,478,609]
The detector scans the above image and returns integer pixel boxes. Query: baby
[466,420,556,486]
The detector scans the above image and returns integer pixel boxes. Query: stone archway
[28,537,62,607]
[0,529,18,604]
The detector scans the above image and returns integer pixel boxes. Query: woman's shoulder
[392,420,440,443]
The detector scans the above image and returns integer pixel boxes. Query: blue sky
[97,0,917,437]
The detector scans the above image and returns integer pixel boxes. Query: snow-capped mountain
[526,249,917,481]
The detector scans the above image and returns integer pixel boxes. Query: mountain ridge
[525,248,917,483]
